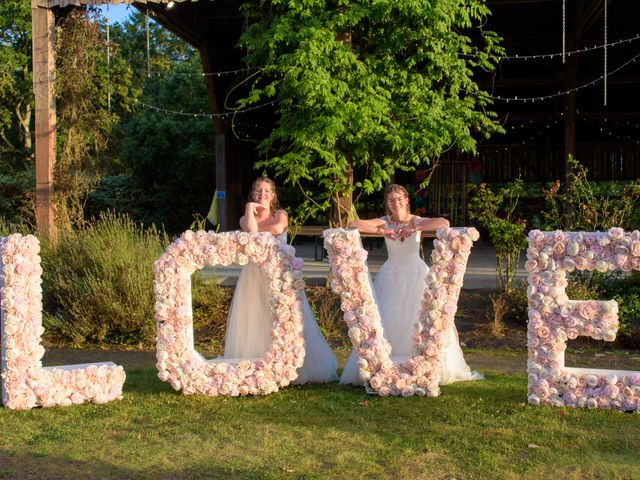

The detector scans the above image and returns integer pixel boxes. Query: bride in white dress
[340,183,483,386]
[224,177,338,384]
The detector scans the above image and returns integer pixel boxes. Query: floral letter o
[526,229,640,411]
[0,234,126,410]
[154,230,306,396]
[324,227,478,397]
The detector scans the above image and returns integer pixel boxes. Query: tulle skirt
[340,259,482,386]
[224,263,338,384]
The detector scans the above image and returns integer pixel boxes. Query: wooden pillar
[563,0,580,190]
[31,1,56,238]
[215,133,227,230]
[199,49,227,230]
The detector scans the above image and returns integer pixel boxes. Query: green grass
[0,368,638,479]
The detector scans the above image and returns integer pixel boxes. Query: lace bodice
[381,215,413,231]
[378,216,422,264]
[384,232,422,264]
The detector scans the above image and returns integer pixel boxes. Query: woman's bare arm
[414,216,450,231]
[348,218,386,234]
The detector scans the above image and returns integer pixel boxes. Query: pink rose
[401,386,415,397]
[369,375,383,390]
[608,227,625,240]
[553,243,565,255]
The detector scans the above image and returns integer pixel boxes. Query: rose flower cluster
[324,227,478,397]
[526,229,640,411]
[154,230,306,396]
[1,234,125,410]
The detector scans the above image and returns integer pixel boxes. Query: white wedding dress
[340,225,483,386]
[224,233,338,384]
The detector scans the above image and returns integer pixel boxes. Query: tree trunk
[330,26,354,228]
[329,164,353,228]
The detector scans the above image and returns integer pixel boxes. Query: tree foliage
[238,0,504,224]
[0,0,35,224]
[54,8,139,230]
[0,4,213,232]
[112,12,215,233]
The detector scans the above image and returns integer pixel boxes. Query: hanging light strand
[145,11,151,78]
[489,50,640,103]
[562,0,566,64]
[133,98,278,118]
[106,3,111,113]
[604,0,608,106]
[148,67,256,78]
[460,34,640,62]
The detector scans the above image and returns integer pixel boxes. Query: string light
[133,98,277,118]
[147,67,255,78]
[460,34,640,62]
[489,51,640,103]
[603,0,608,106]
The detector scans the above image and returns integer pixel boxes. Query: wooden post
[199,49,227,230]
[31,1,56,239]
[563,1,580,209]
[215,133,227,230]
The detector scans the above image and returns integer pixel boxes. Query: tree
[0,0,33,166]
[54,8,138,230]
[113,13,215,233]
[0,0,36,224]
[238,0,503,226]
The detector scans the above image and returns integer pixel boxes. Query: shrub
[41,212,168,346]
[541,156,640,231]
[306,286,349,348]
[468,180,528,291]
[191,280,233,356]
[0,216,33,237]
[597,272,640,341]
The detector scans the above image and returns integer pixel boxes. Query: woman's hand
[245,202,268,217]
[382,228,400,241]
[397,224,416,241]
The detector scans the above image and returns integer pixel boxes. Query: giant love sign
[2,229,639,411]
[526,229,640,411]
[0,234,125,410]
[323,227,478,397]
[154,230,306,396]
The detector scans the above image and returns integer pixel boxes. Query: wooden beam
[31,2,56,239]
[578,0,605,35]
[199,49,227,230]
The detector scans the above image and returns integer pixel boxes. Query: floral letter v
[324,227,479,397]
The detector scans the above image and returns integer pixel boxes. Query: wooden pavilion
[31,0,640,234]
[32,0,256,235]
[477,0,640,185]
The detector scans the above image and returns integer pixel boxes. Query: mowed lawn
[0,364,638,480]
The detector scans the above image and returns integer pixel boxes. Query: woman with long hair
[224,177,338,384]
[340,183,482,386]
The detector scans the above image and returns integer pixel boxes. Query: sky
[98,3,134,25]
